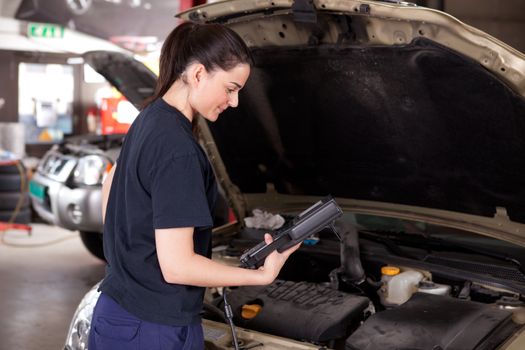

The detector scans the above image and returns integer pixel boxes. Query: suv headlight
[73,155,112,186]
[64,282,101,350]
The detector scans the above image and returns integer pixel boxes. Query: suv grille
[39,153,77,180]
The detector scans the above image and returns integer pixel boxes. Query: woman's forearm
[155,227,293,287]
[161,253,268,287]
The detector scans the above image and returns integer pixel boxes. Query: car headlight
[64,282,101,350]
[73,155,112,186]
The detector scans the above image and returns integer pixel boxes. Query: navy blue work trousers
[88,293,204,350]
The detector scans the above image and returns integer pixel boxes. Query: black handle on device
[239,196,343,269]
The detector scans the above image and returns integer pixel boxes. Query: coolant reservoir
[417,281,451,296]
[384,269,424,305]
[378,266,399,306]
[381,266,400,282]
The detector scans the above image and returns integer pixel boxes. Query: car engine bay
[209,214,525,350]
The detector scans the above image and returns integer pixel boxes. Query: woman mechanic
[87,22,300,349]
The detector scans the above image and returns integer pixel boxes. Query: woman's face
[190,63,251,122]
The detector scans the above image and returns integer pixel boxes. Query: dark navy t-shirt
[99,98,217,326]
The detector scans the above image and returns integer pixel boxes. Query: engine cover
[346,292,518,350]
[224,280,371,343]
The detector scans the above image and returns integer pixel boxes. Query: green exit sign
[27,23,65,39]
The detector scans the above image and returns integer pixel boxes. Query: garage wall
[0,51,19,123]
[78,74,109,135]
[445,0,525,53]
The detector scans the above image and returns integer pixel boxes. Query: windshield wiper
[358,230,424,260]
[359,229,525,276]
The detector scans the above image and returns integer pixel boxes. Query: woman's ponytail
[143,22,252,109]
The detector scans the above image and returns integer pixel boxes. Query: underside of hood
[176,2,525,237]
[208,37,525,225]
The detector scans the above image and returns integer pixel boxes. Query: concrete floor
[0,224,105,350]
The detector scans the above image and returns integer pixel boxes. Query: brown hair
[143,22,253,108]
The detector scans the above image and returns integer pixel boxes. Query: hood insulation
[208,38,525,223]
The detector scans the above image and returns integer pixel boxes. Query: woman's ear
[187,63,207,87]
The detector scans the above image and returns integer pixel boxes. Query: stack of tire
[0,161,31,224]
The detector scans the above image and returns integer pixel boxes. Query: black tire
[0,163,22,174]
[0,174,25,191]
[0,208,31,224]
[0,192,30,210]
[79,231,106,261]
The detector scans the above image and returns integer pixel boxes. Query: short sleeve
[151,153,213,229]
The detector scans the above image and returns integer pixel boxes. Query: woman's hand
[258,233,301,285]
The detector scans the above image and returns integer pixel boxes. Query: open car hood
[183,0,525,245]
[83,51,157,110]
[85,0,525,246]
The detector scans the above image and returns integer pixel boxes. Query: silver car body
[64,1,525,349]
[31,152,105,232]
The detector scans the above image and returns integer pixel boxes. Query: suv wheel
[79,231,105,261]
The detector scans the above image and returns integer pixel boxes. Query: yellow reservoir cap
[241,304,262,319]
[381,266,400,276]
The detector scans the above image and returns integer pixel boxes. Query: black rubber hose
[336,220,366,284]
